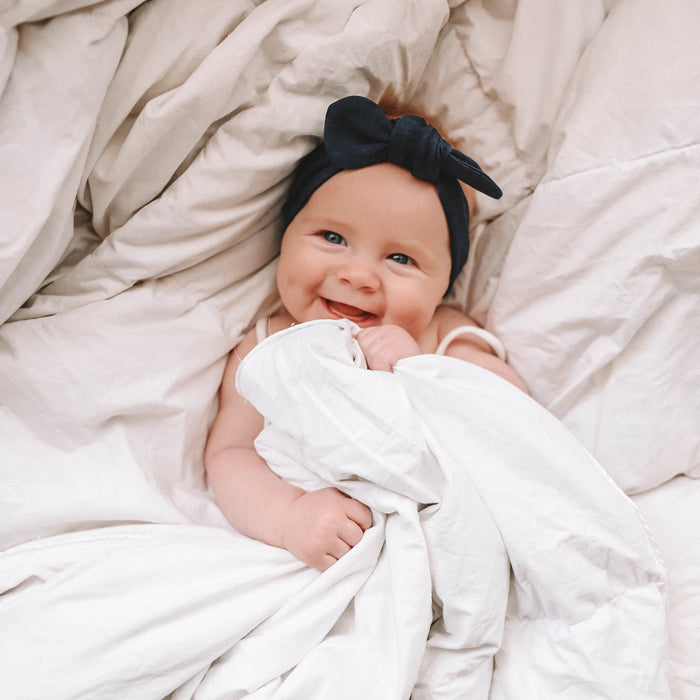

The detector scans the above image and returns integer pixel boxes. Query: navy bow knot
[325,96,502,197]
[387,115,449,183]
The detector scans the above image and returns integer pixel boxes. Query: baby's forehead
[319,162,441,202]
[307,166,445,223]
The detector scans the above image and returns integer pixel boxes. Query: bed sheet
[3,0,696,492]
[486,0,700,495]
[632,476,700,700]
[0,0,453,545]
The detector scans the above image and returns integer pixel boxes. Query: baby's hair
[377,95,478,218]
[377,93,445,134]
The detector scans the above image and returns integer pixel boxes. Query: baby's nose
[337,261,380,291]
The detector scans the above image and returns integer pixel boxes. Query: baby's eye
[323,231,346,245]
[387,253,414,265]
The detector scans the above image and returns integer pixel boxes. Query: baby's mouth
[322,298,378,325]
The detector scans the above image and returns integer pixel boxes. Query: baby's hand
[356,325,420,372]
[282,487,373,571]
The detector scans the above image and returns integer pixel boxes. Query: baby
[205,96,526,571]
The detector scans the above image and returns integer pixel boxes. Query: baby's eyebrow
[302,214,350,231]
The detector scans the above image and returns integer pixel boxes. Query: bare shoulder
[433,304,488,350]
[223,313,294,386]
[432,305,529,393]
[434,304,479,330]
[268,311,296,335]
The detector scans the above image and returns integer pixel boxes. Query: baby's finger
[356,328,383,354]
[339,518,366,548]
[346,498,373,531]
[356,327,379,341]
[327,536,352,560]
[318,553,338,572]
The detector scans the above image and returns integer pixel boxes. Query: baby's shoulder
[267,312,296,336]
[416,305,475,353]
[433,304,479,337]
[232,312,296,361]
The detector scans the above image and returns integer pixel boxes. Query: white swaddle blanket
[0,319,668,698]
[236,319,669,698]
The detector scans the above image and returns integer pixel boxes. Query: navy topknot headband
[282,95,502,292]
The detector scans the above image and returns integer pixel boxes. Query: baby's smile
[321,298,379,326]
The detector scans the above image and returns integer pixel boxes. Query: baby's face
[277,163,451,342]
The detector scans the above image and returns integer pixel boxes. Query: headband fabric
[282,95,502,292]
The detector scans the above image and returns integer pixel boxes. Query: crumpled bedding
[1,0,699,697]
[0,320,668,698]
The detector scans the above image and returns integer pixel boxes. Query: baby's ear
[460,182,478,219]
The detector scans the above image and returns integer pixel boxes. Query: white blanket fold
[238,320,669,698]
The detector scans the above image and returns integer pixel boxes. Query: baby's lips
[323,298,377,324]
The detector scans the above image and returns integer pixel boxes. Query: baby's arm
[204,328,373,571]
